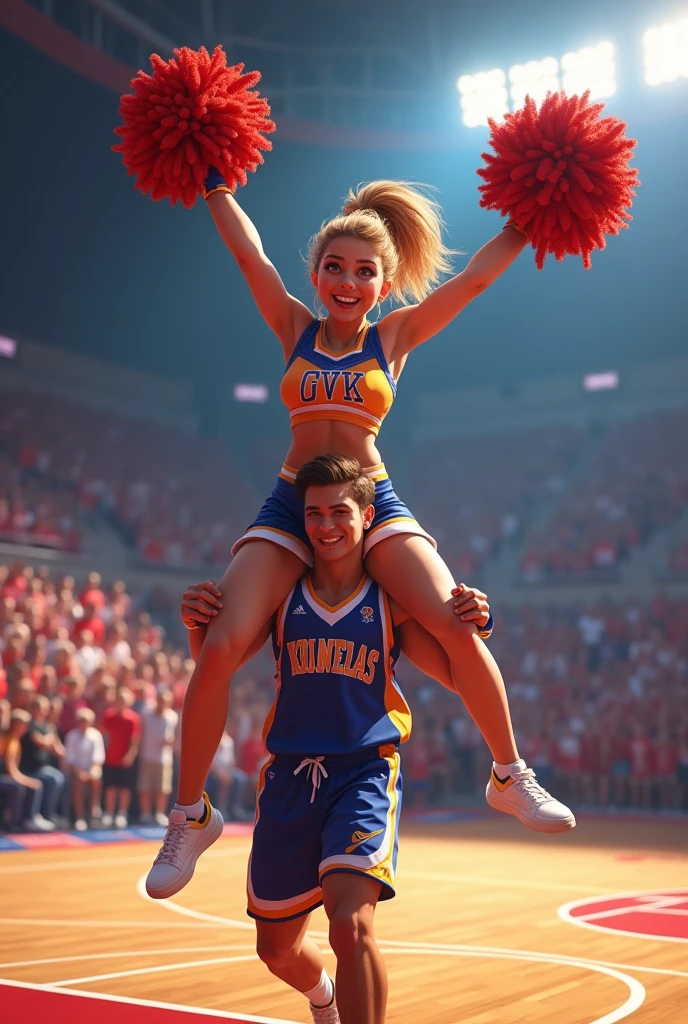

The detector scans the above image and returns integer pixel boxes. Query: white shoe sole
[486,786,576,833]
[146,807,224,899]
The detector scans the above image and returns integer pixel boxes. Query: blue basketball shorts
[232,462,436,566]
[247,744,403,922]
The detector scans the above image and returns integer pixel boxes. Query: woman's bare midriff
[284,421,383,471]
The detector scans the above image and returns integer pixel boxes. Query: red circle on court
[559,889,688,942]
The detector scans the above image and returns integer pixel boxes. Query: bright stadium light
[508,56,560,108]
[457,68,508,127]
[233,384,269,403]
[583,371,620,392]
[561,41,616,98]
[643,16,688,86]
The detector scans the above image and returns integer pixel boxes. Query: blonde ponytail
[308,180,455,304]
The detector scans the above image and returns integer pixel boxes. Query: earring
[374,301,382,322]
[314,294,326,319]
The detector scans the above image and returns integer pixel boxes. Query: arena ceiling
[5,0,652,138]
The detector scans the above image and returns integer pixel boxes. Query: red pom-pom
[113,45,275,208]
[477,91,640,269]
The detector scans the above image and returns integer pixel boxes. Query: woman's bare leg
[177,541,305,805]
[366,534,518,764]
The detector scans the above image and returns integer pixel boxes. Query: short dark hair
[295,455,375,512]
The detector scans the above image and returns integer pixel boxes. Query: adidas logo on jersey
[292,604,307,615]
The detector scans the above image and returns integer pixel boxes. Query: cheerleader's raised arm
[204,182,313,356]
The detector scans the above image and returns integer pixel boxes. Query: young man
[62,707,105,829]
[101,687,140,828]
[147,455,574,1024]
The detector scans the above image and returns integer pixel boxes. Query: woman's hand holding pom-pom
[477,90,640,269]
[113,45,275,208]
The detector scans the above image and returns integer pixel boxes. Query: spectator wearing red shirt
[405,731,431,807]
[628,723,654,809]
[72,603,106,647]
[580,724,615,808]
[101,688,140,828]
[78,573,106,614]
[653,729,678,810]
[238,723,269,794]
[554,728,582,805]
[428,727,451,805]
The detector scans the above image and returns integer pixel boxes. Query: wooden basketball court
[1,815,686,1023]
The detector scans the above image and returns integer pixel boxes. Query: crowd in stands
[403,592,688,812]
[2,558,687,833]
[0,562,266,832]
[3,384,688,584]
[0,451,82,551]
[410,425,583,580]
[520,410,688,581]
[0,389,257,568]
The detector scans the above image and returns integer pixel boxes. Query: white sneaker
[74,819,88,832]
[154,812,169,827]
[310,998,340,1023]
[145,792,224,899]
[34,814,56,832]
[486,766,576,833]
[101,813,113,827]
[114,813,128,829]
[25,815,54,833]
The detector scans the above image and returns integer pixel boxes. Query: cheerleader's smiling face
[311,235,392,323]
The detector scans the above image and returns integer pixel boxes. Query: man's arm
[121,717,140,768]
[181,580,273,667]
[5,740,42,789]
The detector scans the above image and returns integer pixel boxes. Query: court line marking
[0,917,231,929]
[35,946,645,1024]
[136,873,257,932]
[0,946,256,969]
[3,939,686,983]
[559,888,688,944]
[403,868,612,895]
[52,954,260,987]
[133,872,688,979]
[0,846,250,874]
[379,949,645,1024]
[0,977,298,1023]
[376,938,688,980]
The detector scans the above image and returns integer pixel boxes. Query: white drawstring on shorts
[294,756,328,803]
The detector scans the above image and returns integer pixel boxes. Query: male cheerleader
[147,454,573,1023]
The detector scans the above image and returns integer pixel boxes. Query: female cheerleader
[147,177,574,897]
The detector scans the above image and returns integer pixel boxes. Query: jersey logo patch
[292,604,307,615]
[360,606,375,624]
[345,827,385,853]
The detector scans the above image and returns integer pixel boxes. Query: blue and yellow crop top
[280,320,397,436]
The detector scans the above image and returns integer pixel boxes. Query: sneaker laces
[153,810,189,866]
[294,756,328,803]
[511,768,553,806]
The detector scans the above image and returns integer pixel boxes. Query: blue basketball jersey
[263,574,411,755]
